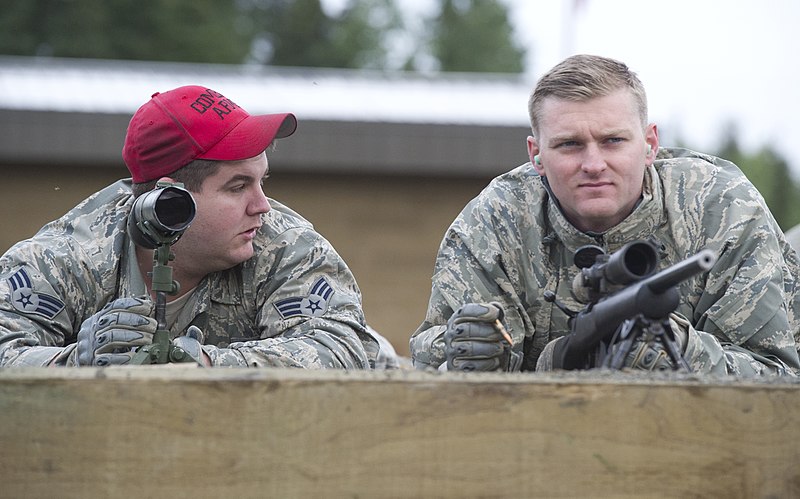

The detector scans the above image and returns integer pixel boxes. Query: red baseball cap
[122,85,297,183]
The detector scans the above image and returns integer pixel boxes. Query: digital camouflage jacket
[0,180,377,368]
[411,148,800,376]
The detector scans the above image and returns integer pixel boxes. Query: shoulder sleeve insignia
[7,267,66,320]
[274,277,334,319]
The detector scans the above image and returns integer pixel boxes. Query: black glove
[550,334,593,370]
[550,306,619,370]
[445,302,522,372]
[75,297,157,366]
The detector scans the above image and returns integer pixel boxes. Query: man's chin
[227,244,255,267]
[572,203,627,231]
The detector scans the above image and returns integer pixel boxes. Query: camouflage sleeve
[220,228,376,369]
[679,231,800,375]
[409,288,449,370]
[410,202,531,370]
[785,224,800,252]
[667,156,800,376]
[0,238,102,366]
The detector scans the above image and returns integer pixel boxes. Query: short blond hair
[528,54,648,137]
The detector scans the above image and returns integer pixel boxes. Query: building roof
[0,55,534,125]
[0,56,535,176]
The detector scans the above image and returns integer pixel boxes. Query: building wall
[0,165,498,356]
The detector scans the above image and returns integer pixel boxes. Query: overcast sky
[325,0,800,175]
[517,0,800,175]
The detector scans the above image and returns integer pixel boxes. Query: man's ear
[527,136,544,175]
[644,123,659,166]
[154,176,185,190]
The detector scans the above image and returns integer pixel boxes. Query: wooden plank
[1,367,798,498]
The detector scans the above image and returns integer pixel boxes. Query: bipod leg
[654,320,691,372]
[604,318,640,370]
[146,290,194,364]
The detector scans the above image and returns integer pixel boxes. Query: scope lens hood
[128,185,196,249]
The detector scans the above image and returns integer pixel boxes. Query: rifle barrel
[646,249,716,294]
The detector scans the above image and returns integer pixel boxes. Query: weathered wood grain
[1,367,798,498]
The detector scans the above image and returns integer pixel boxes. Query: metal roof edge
[0,56,534,126]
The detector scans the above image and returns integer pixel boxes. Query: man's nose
[580,144,607,174]
[250,188,271,215]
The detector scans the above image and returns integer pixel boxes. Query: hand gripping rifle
[544,240,716,371]
[127,181,197,365]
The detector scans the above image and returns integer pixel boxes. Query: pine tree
[429,0,525,73]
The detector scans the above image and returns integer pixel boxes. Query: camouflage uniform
[411,148,800,376]
[784,224,800,255]
[0,180,378,368]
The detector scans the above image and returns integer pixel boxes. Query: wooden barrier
[1,367,799,498]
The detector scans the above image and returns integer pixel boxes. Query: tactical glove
[445,302,522,372]
[75,297,156,366]
[616,315,689,371]
[549,333,594,370]
[171,326,209,366]
[548,315,689,371]
[171,326,247,367]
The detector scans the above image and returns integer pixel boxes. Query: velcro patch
[274,277,334,319]
[8,267,65,320]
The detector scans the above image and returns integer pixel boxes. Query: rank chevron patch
[8,267,65,320]
[274,277,334,319]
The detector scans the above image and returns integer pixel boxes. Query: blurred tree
[1,0,523,74]
[330,0,403,69]
[245,0,401,69]
[426,0,525,73]
[715,124,800,230]
[0,0,252,63]
[244,0,330,66]
[1,0,402,69]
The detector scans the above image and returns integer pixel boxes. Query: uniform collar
[544,165,665,253]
